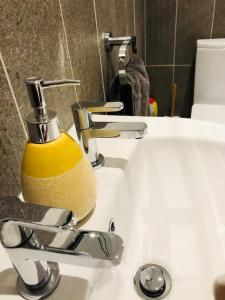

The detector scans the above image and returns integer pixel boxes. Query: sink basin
[0,115,225,299]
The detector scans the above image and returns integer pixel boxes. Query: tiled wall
[146,0,225,117]
[0,0,145,196]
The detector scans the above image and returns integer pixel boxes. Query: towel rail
[104,32,137,85]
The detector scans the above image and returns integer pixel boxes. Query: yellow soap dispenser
[21,77,96,222]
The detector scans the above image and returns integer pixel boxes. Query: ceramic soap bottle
[21,77,96,222]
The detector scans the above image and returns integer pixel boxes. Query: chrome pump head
[25,77,80,144]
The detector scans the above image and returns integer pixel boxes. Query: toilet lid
[197,38,225,49]
[191,104,225,125]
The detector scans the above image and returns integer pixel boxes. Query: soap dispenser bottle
[21,77,96,222]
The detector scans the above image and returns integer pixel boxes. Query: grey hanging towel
[110,55,150,116]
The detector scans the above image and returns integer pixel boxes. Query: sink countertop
[1,116,225,299]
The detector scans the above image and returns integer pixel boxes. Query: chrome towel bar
[104,32,137,84]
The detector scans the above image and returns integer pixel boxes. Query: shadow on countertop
[104,157,128,169]
[0,268,90,299]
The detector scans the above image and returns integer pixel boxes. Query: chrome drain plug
[134,264,172,299]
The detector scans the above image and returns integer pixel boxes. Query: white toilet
[191,38,225,124]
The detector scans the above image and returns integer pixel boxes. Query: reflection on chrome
[72,101,147,169]
[0,196,124,300]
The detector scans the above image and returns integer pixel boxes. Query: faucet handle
[72,101,124,131]
[73,101,124,113]
[87,101,124,113]
[0,196,76,247]
[25,77,80,111]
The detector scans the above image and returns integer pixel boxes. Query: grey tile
[0,0,76,131]
[113,0,129,74]
[113,0,127,36]
[95,0,117,100]
[126,0,135,36]
[212,0,225,38]
[60,0,104,103]
[125,0,135,61]
[135,0,145,62]
[146,0,176,65]
[147,66,173,116]
[0,61,27,196]
[174,66,195,117]
[114,0,127,37]
[176,0,214,65]
[115,0,138,67]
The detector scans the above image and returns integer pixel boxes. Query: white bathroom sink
[192,104,225,125]
[1,115,225,300]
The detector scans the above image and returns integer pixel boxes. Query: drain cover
[134,264,172,299]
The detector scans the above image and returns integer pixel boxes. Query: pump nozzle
[25,77,80,143]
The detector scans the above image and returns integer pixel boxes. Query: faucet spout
[72,101,148,169]
[18,228,124,267]
[93,121,147,139]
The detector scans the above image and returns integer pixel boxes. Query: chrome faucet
[0,196,124,300]
[72,101,147,169]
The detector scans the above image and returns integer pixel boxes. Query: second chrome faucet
[0,196,124,300]
[72,101,147,169]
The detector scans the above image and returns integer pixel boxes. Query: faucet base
[91,153,105,170]
[18,262,60,300]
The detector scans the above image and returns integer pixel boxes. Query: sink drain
[134,264,172,299]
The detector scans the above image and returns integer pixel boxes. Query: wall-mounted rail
[104,32,137,84]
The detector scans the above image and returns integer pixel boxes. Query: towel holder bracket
[104,32,137,53]
[104,32,137,85]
